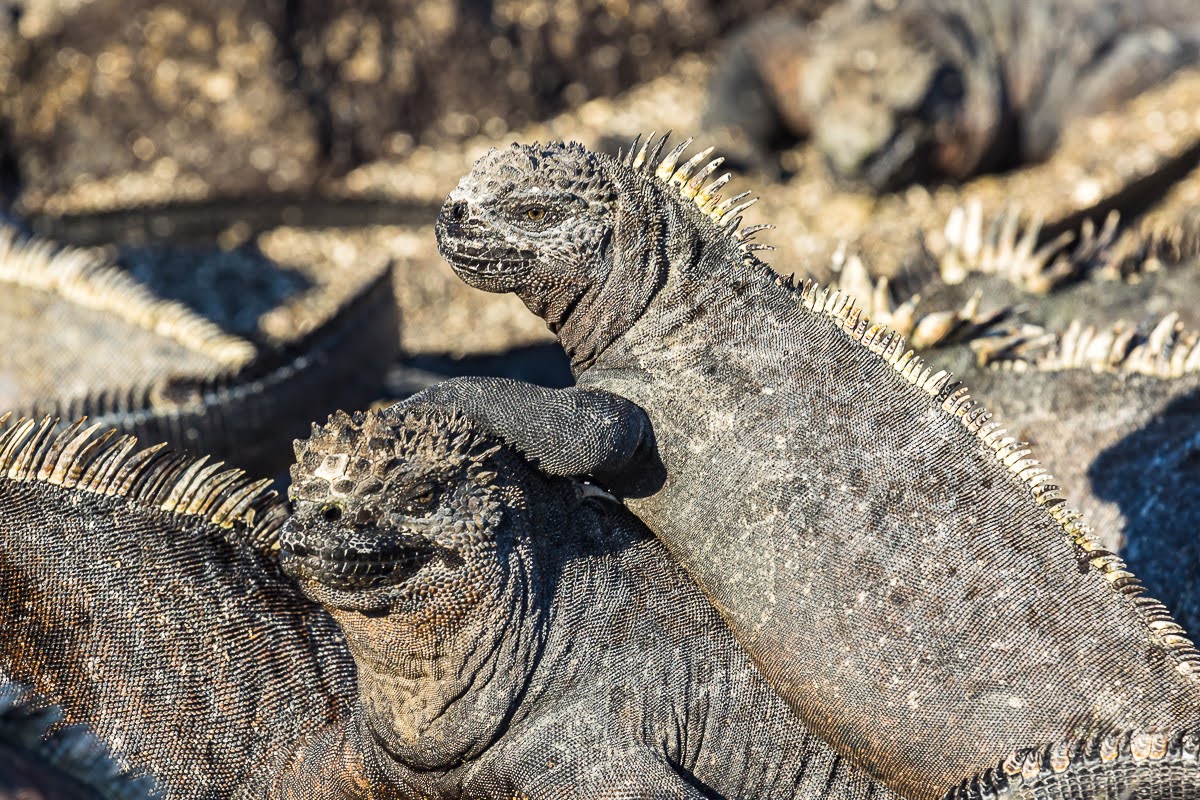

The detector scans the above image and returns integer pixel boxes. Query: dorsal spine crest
[795,276,1200,673]
[625,133,772,260]
[0,415,285,545]
[0,226,256,368]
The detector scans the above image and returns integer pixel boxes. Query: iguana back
[0,417,357,799]
[431,135,1200,799]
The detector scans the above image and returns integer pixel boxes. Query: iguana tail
[947,729,1200,799]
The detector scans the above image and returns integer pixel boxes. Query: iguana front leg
[399,376,665,496]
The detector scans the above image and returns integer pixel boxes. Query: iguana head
[435,141,623,323]
[803,12,1003,189]
[436,137,758,369]
[280,405,506,616]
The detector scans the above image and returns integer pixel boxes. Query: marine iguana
[0,227,399,475]
[0,678,158,800]
[4,405,1195,799]
[704,0,1200,188]
[427,134,1200,799]
[278,403,902,799]
[0,415,357,799]
[279,404,1200,799]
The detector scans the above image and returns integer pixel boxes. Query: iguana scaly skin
[0,416,357,799]
[840,209,1200,635]
[277,404,902,799]
[0,227,399,475]
[428,135,1200,799]
[705,0,1200,188]
[0,678,158,800]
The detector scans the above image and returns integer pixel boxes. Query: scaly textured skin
[0,227,399,475]
[945,730,1200,799]
[428,135,1200,799]
[276,403,903,799]
[828,201,1200,633]
[704,0,1200,188]
[0,417,357,799]
[0,678,158,800]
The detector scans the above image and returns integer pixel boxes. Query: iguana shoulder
[0,416,357,799]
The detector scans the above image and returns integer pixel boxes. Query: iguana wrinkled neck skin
[434,138,1200,800]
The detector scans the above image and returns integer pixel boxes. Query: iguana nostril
[445,200,468,224]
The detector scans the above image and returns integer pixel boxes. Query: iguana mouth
[443,249,530,277]
[280,530,437,592]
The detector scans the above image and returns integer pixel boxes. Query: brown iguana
[703,0,1200,188]
[0,226,399,475]
[421,134,1200,799]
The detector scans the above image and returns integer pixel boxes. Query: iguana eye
[321,504,342,523]
[401,483,438,513]
[524,205,547,222]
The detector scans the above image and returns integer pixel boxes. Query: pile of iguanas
[3,130,1199,799]
[4,5,1200,794]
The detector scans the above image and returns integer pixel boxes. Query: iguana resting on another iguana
[281,404,1200,800]
[704,0,1200,188]
[426,134,1200,799]
[279,403,907,798]
[3,405,1197,797]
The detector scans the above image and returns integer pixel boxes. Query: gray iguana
[0,415,358,799]
[0,227,399,475]
[704,0,1200,188]
[280,403,1200,800]
[277,403,899,799]
[4,405,1196,799]
[424,134,1200,799]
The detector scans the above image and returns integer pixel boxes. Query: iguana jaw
[279,515,440,612]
